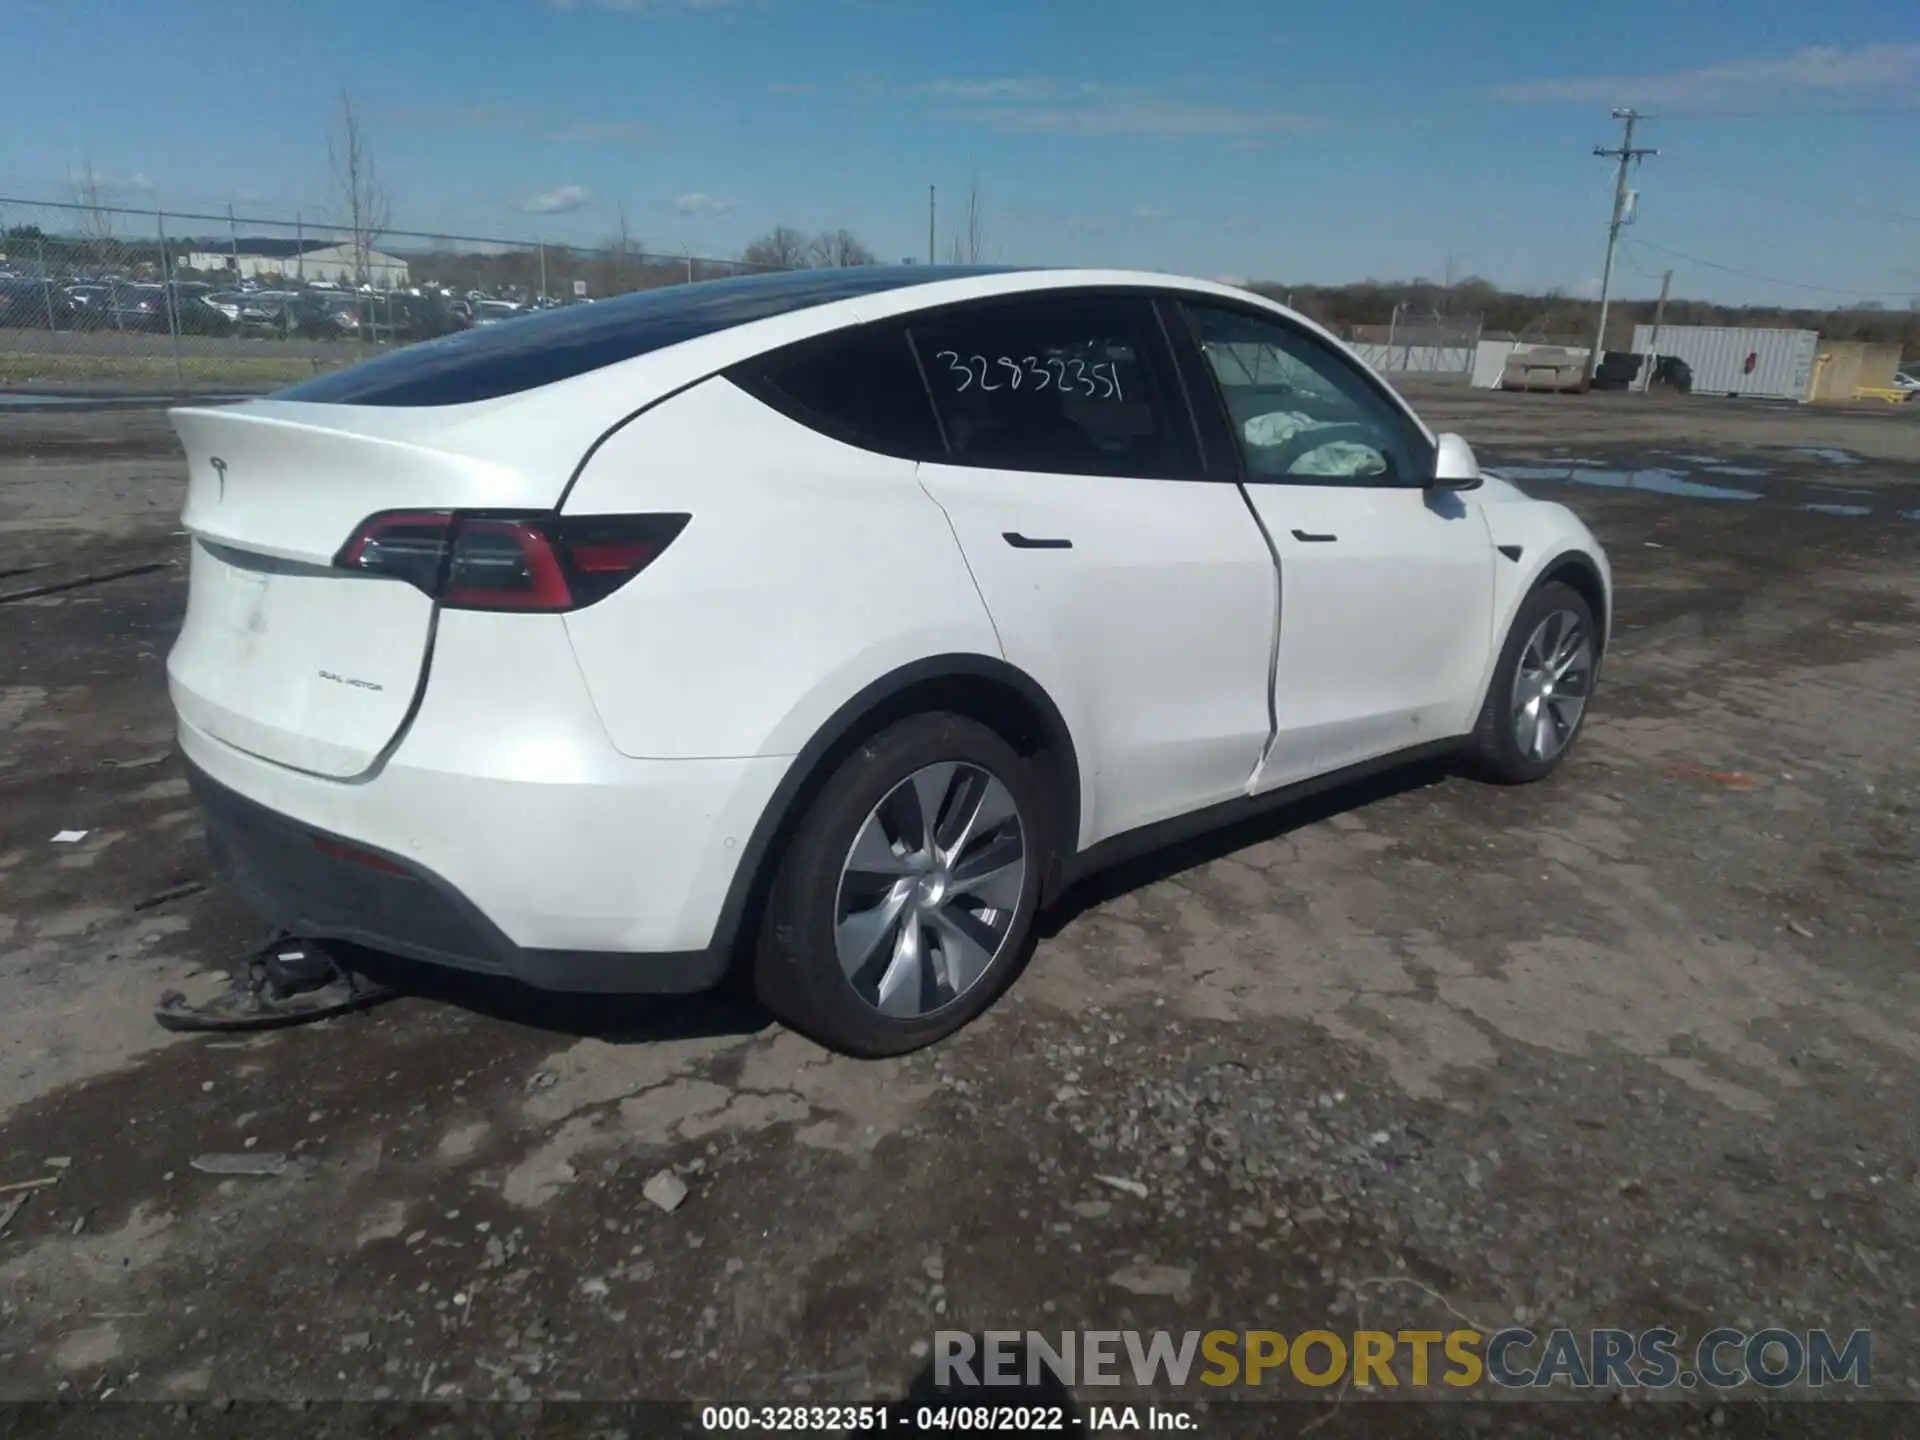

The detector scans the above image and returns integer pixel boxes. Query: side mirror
[1429,431,1483,491]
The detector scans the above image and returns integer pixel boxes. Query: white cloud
[673,192,734,215]
[401,106,647,142]
[71,167,154,194]
[545,120,653,142]
[1134,204,1167,221]
[955,101,1322,136]
[514,185,593,215]
[1495,43,1920,109]
[546,0,741,10]
[412,104,531,131]
[914,76,1058,102]
[848,73,1312,137]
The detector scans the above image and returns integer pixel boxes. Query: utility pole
[1590,108,1657,379]
[928,185,936,266]
[1642,268,1672,393]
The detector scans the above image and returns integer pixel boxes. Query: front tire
[1466,580,1599,784]
[752,713,1047,1057]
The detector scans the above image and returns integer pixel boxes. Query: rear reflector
[334,511,689,613]
[310,834,414,876]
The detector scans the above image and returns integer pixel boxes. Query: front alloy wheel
[1510,607,1595,764]
[1467,578,1601,784]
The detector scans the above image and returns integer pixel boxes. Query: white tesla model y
[168,266,1610,1054]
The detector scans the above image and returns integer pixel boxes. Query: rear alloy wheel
[1466,580,1599,784]
[753,714,1046,1056]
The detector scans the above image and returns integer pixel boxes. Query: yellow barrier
[1855,386,1912,404]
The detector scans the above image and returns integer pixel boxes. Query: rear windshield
[275,266,1011,408]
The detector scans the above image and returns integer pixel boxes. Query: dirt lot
[1,386,1917,1434]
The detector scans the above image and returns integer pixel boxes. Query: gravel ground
[0,390,1917,1437]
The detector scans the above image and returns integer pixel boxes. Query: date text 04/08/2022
[697,1404,1193,1431]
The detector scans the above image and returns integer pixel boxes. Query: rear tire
[1466,580,1599,785]
[752,713,1048,1057]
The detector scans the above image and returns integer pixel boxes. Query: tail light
[334,511,689,613]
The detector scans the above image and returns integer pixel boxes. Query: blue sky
[4,0,1917,305]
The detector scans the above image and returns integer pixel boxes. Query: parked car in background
[219,292,304,338]
[471,300,521,326]
[0,276,72,329]
[357,292,470,343]
[289,293,364,339]
[1894,370,1918,395]
[108,283,235,336]
[61,283,117,328]
[1648,355,1693,394]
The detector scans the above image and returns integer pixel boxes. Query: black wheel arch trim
[1464,549,1612,735]
[705,653,1084,958]
[1535,548,1610,652]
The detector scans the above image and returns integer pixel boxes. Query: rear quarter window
[729,323,943,459]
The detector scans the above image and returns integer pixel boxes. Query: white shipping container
[1631,324,1819,402]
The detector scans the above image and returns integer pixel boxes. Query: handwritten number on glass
[935,351,971,392]
[935,350,1126,400]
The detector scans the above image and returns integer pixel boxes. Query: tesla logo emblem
[210,456,228,501]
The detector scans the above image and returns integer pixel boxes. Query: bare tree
[742,225,811,270]
[946,177,989,265]
[599,203,642,294]
[808,228,876,268]
[71,158,117,273]
[329,92,391,289]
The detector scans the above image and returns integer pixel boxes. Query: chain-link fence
[1344,308,1483,375]
[0,196,788,391]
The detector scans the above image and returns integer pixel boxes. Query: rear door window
[908,294,1197,480]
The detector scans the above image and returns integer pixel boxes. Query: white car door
[908,292,1277,849]
[1172,299,1497,789]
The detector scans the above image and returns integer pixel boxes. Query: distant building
[177,237,409,287]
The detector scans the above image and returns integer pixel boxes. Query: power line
[1617,248,1670,283]
[1621,235,1920,299]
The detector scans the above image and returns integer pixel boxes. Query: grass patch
[0,352,349,389]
